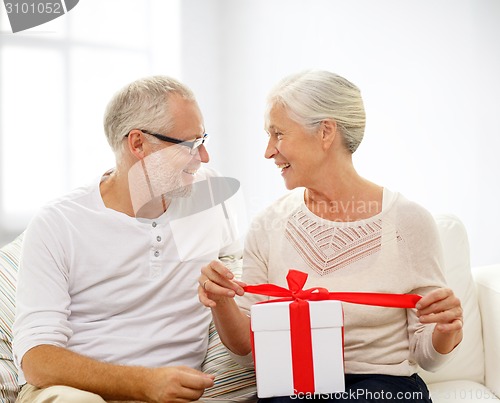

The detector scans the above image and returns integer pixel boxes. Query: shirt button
[157,236,162,242]
[152,222,157,228]
[154,250,160,257]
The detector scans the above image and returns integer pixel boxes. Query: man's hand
[145,366,214,403]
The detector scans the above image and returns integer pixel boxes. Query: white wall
[0,0,181,246]
[180,0,500,267]
[1,0,498,267]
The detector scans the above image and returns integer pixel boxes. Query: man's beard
[162,173,194,199]
[128,145,197,217]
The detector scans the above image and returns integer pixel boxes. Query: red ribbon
[244,269,422,394]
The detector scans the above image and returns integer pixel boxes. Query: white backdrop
[1,0,499,267]
[180,0,500,267]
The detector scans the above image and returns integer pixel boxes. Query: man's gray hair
[103,75,196,153]
[265,70,366,153]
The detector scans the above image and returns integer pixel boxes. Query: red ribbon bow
[244,269,422,307]
[244,269,422,394]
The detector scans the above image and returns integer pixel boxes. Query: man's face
[128,96,209,216]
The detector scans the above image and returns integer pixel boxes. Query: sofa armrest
[472,264,500,398]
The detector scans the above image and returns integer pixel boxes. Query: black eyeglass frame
[126,129,209,155]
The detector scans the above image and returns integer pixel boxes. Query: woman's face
[265,104,323,190]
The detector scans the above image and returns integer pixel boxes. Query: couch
[1,214,499,402]
[417,215,500,402]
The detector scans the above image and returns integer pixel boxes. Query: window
[0,0,180,244]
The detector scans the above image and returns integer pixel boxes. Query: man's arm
[22,344,214,402]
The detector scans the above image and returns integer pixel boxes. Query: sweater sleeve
[235,212,273,315]
[402,203,460,371]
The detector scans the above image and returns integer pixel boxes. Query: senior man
[13,76,241,403]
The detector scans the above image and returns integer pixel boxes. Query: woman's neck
[304,169,383,222]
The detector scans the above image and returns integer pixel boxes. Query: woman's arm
[416,287,463,354]
[199,260,251,355]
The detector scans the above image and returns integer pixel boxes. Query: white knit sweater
[237,188,454,376]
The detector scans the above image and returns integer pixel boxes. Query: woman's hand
[198,260,246,308]
[416,287,463,354]
[198,260,252,355]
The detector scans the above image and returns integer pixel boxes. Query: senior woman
[199,70,463,402]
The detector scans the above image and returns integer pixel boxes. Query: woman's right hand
[198,260,252,356]
[198,260,246,308]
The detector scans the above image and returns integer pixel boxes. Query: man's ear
[127,130,146,159]
[320,119,337,150]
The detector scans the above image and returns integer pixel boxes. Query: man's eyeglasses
[127,129,209,155]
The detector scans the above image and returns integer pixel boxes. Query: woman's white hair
[266,70,366,153]
[103,75,196,154]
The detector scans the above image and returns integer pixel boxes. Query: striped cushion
[201,256,257,401]
[201,321,257,401]
[0,233,23,402]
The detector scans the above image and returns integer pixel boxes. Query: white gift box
[251,300,345,398]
